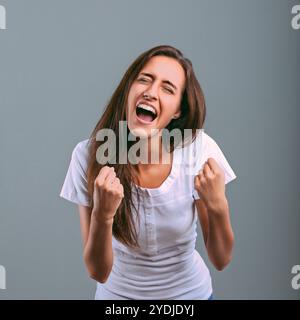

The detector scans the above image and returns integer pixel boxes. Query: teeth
[137,104,157,116]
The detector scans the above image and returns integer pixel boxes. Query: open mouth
[135,104,158,123]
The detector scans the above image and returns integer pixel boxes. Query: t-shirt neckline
[131,147,182,197]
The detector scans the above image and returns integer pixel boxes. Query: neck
[134,134,172,173]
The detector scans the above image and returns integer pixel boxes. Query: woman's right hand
[92,166,124,223]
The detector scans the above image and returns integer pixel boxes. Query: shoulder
[196,131,237,184]
[177,130,215,172]
[189,130,218,156]
[72,138,90,160]
[202,131,221,153]
[71,138,91,172]
[60,139,92,206]
[192,130,231,164]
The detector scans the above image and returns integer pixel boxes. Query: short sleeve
[59,139,92,207]
[192,132,237,200]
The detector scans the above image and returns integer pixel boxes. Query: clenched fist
[92,166,124,223]
[194,157,227,212]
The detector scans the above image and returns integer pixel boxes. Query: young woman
[60,45,237,300]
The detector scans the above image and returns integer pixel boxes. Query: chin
[128,126,159,139]
[127,116,156,137]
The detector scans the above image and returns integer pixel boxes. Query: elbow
[88,270,109,284]
[83,252,112,284]
[84,258,111,284]
[214,263,227,271]
[214,235,235,271]
[210,247,233,271]
[214,255,232,271]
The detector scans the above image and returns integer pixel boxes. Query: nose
[143,83,158,101]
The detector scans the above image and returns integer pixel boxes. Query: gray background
[0,0,299,300]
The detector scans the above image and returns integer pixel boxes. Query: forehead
[139,56,185,89]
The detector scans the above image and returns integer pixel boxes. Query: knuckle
[215,169,222,177]
[114,190,120,197]
[110,168,115,173]
[104,182,112,191]
[100,165,109,172]
[108,189,114,195]
[94,179,102,188]
[103,185,109,192]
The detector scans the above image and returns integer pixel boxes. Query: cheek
[127,90,134,106]
[126,88,136,113]
[161,100,181,117]
[127,85,142,107]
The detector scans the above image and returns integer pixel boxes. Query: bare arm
[76,166,124,283]
[195,197,234,271]
[78,205,114,283]
[195,198,209,246]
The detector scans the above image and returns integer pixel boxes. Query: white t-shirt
[59,130,237,300]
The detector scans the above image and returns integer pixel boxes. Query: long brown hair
[86,45,206,249]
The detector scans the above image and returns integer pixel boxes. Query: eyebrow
[139,72,178,91]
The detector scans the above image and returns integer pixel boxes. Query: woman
[60,45,237,300]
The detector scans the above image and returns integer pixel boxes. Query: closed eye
[137,78,149,83]
[164,87,174,94]
[137,78,174,94]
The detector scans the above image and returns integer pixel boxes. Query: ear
[173,110,181,119]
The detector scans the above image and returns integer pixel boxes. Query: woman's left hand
[194,157,228,213]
